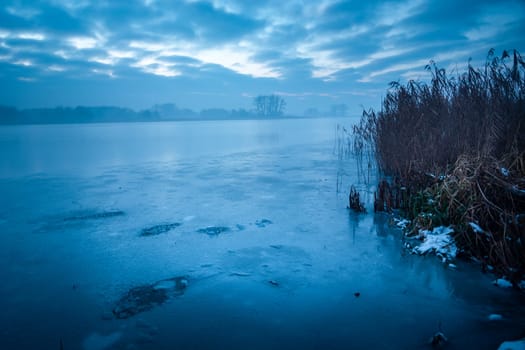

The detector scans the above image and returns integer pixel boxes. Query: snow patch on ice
[153,280,177,290]
[83,332,122,350]
[519,280,525,290]
[426,173,447,181]
[512,185,525,195]
[394,218,410,229]
[469,222,483,233]
[412,226,457,261]
[498,339,525,350]
[493,278,513,288]
[488,314,503,321]
[469,222,491,237]
[230,272,251,277]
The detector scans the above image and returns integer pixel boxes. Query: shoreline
[0,114,352,126]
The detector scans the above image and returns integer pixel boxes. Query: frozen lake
[0,118,524,350]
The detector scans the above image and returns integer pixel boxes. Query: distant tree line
[0,105,152,124]
[304,104,349,118]
[253,94,286,117]
[0,99,289,125]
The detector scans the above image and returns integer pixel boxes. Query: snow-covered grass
[352,49,525,281]
[394,216,458,263]
[411,226,457,262]
[394,218,410,229]
[469,222,484,234]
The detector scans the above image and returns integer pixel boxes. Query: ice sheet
[1,118,524,349]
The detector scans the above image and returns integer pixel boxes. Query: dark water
[0,118,523,349]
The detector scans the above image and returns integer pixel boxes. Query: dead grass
[353,50,525,281]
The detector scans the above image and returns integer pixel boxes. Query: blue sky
[0,0,523,115]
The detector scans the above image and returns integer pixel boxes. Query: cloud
[375,0,426,27]
[17,76,36,82]
[68,36,98,49]
[184,1,264,42]
[6,5,40,19]
[13,58,33,66]
[47,64,66,72]
[17,32,46,40]
[358,49,475,82]
[464,1,525,41]
[273,91,337,98]
[0,29,48,44]
[193,45,281,78]
[0,0,523,113]
[131,55,181,77]
[292,0,430,79]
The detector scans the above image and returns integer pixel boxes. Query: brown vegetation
[348,185,367,213]
[353,49,525,282]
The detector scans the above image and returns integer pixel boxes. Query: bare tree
[253,95,286,116]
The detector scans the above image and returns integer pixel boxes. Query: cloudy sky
[0,0,523,115]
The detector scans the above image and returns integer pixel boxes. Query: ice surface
[83,332,122,350]
[1,118,524,350]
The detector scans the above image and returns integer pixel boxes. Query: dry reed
[353,50,525,282]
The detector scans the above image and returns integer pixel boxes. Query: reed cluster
[353,50,525,281]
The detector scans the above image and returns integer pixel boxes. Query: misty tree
[253,95,286,117]
[304,107,320,117]
[330,104,348,117]
[152,103,178,119]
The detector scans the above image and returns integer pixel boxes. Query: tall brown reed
[354,50,525,281]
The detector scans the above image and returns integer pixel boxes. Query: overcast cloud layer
[0,0,523,115]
